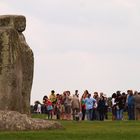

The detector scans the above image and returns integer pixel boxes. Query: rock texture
[0,110,63,131]
[0,15,33,115]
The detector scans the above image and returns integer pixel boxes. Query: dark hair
[122,92,126,96]
[116,92,121,97]
[112,93,116,98]
[51,90,55,93]
[75,90,78,93]
[88,94,91,98]
[43,95,48,100]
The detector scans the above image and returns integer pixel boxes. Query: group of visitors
[111,90,140,120]
[33,89,140,121]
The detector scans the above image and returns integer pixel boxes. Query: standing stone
[0,15,34,115]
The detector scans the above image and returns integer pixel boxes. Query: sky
[0,0,140,104]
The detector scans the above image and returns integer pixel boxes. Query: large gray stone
[0,15,34,115]
[0,110,63,131]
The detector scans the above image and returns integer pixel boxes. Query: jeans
[92,109,99,120]
[86,109,93,120]
[99,109,105,121]
[116,109,123,120]
[128,105,135,120]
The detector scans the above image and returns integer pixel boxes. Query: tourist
[71,92,80,120]
[49,90,57,105]
[55,94,61,120]
[85,93,96,120]
[33,101,38,113]
[98,95,105,121]
[93,92,99,120]
[104,95,109,120]
[115,91,124,120]
[64,91,72,120]
[42,95,48,114]
[127,90,135,120]
[111,93,117,120]
[81,91,87,120]
[45,97,53,119]
[60,92,66,120]
[36,101,42,114]
[134,92,140,120]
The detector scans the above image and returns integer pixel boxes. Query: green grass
[0,114,140,140]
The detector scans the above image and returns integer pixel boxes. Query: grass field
[0,114,140,140]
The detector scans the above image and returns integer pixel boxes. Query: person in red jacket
[45,98,53,119]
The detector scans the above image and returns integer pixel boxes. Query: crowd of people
[33,90,140,121]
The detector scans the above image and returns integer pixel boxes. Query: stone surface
[0,15,34,115]
[0,110,63,131]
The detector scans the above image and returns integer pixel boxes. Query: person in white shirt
[111,93,117,120]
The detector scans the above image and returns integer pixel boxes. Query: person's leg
[82,108,86,120]
[56,108,60,119]
[58,109,61,120]
[112,108,115,120]
[128,106,131,120]
[100,109,104,121]
[48,110,50,119]
[135,108,138,120]
[50,110,53,119]
[61,105,65,120]
[74,108,78,120]
[75,108,80,121]
[67,106,72,120]
[120,109,123,120]
[105,107,108,120]
[96,110,100,120]
[138,109,140,120]
[65,106,68,120]
[131,105,135,120]
[89,109,93,120]
[116,109,119,120]
[72,108,75,120]
[99,110,101,121]
[118,110,122,120]
[128,105,134,120]
[86,110,90,120]
[92,109,95,120]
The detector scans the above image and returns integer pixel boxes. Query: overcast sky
[0,0,140,104]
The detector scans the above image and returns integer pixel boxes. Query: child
[46,99,53,119]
